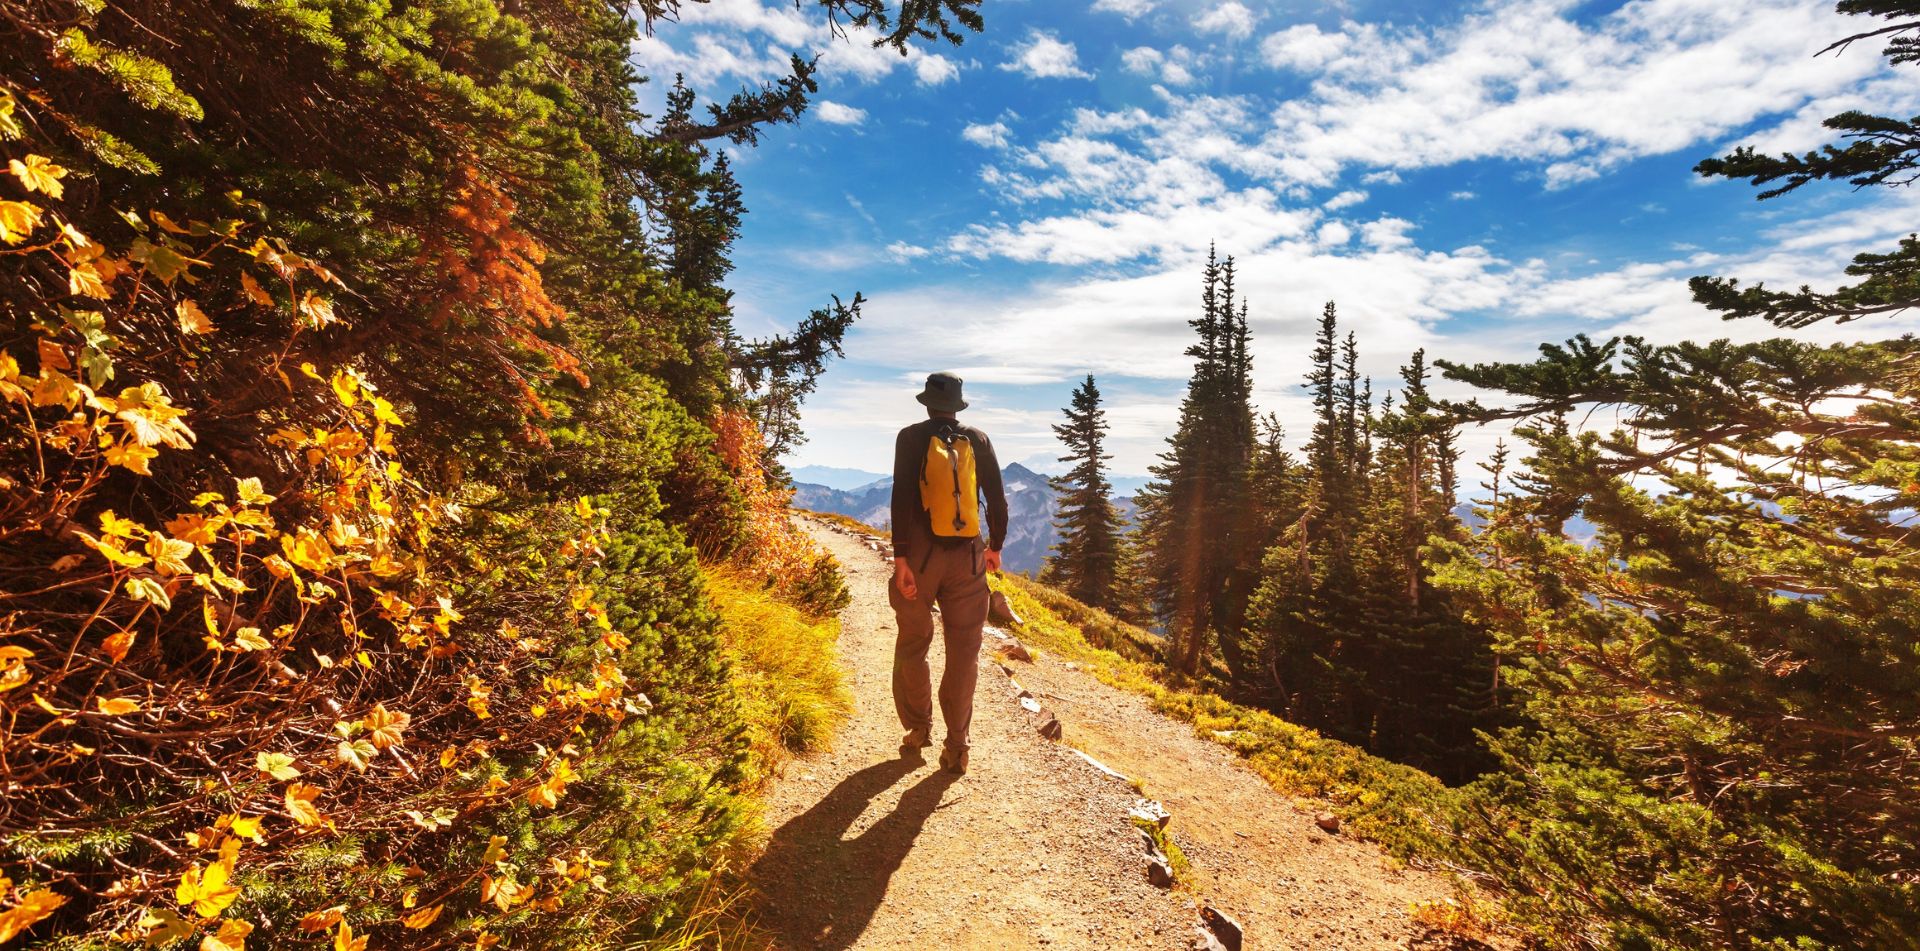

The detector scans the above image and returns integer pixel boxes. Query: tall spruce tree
[1045,375,1127,612]
[1138,246,1258,675]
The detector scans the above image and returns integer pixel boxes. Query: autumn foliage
[0,0,872,944]
[705,408,850,616]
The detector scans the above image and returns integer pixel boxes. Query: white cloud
[627,0,963,95]
[1193,2,1258,40]
[1317,221,1353,246]
[1261,23,1351,70]
[1092,0,1156,19]
[1122,44,1199,86]
[815,100,867,125]
[1255,0,1904,189]
[1324,189,1368,210]
[962,121,1012,148]
[886,241,933,261]
[1002,30,1093,80]
[1361,170,1403,185]
[911,52,961,85]
[1449,190,1478,200]
[1360,216,1417,250]
[1121,46,1162,75]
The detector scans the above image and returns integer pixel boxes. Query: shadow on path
[749,755,960,950]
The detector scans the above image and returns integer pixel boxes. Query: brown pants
[890,539,989,753]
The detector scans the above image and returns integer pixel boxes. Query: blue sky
[634,0,1920,480]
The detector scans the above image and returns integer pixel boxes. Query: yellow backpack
[920,424,980,538]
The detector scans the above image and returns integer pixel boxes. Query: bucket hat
[915,371,969,412]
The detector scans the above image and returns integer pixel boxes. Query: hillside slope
[746,520,1471,949]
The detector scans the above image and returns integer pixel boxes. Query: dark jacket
[890,417,1008,563]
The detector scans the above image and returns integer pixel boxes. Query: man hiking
[890,371,1008,775]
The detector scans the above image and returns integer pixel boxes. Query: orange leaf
[0,888,66,943]
[96,696,140,715]
[401,904,443,929]
[298,905,345,933]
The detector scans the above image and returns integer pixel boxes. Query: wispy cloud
[1091,0,1156,20]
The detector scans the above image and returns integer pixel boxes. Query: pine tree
[1045,375,1127,612]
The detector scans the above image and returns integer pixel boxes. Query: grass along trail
[746,519,1469,950]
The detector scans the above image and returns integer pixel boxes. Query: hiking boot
[901,727,931,751]
[938,746,969,775]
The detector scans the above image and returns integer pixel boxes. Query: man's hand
[893,557,918,600]
[984,548,1002,574]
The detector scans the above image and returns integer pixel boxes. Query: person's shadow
[749,755,960,950]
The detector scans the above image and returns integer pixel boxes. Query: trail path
[747,521,1463,950]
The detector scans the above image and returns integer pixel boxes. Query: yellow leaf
[329,368,362,406]
[104,440,159,475]
[0,646,31,694]
[336,738,375,771]
[234,477,275,507]
[0,199,43,244]
[144,533,194,576]
[134,907,194,946]
[69,264,110,299]
[333,921,367,951]
[282,531,334,573]
[402,904,444,929]
[115,382,194,449]
[176,300,212,335]
[297,905,345,933]
[232,627,270,652]
[200,918,253,951]
[361,703,410,750]
[255,752,300,781]
[0,888,66,943]
[575,496,596,520]
[96,696,141,715]
[29,366,80,409]
[229,816,264,843]
[124,576,172,611]
[285,782,324,827]
[175,857,238,918]
[9,154,66,199]
[101,630,135,664]
[482,835,508,864]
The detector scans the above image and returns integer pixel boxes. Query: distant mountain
[787,464,888,491]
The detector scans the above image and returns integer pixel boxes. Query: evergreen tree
[1139,247,1258,676]
[1045,375,1127,613]
[1243,312,1495,776]
[1423,6,1920,940]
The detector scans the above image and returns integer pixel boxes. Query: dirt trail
[747,521,1459,950]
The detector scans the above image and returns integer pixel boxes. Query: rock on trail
[745,520,1462,950]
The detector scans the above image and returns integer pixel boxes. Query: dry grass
[705,567,853,788]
